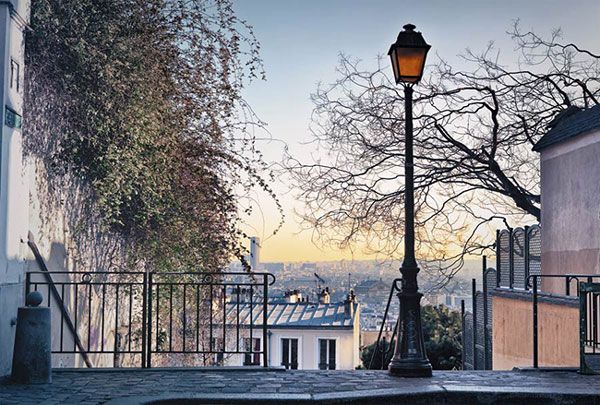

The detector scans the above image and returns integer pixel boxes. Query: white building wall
[0,0,29,377]
[0,0,127,375]
[224,326,359,370]
[539,128,600,293]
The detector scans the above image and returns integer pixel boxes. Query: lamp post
[387,23,433,377]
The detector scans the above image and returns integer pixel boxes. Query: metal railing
[368,278,401,370]
[527,274,600,369]
[461,256,495,371]
[147,272,275,368]
[26,271,147,367]
[579,282,600,374]
[25,271,275,368]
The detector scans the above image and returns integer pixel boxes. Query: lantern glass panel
[394,47,427,83]
[390,48,400,83]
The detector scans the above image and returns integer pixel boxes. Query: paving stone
[1,369,600,404]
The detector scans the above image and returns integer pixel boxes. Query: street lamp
[387,23,433,377]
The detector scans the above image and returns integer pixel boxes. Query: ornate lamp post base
[388,360,433,377]
[388,290,432,377]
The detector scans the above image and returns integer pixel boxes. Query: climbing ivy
[25,0,280,271]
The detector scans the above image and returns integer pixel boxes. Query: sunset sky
[233,0,600,263]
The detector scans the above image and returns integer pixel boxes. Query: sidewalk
[1,368,600,404]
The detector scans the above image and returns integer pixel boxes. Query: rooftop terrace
[2,368,600,404]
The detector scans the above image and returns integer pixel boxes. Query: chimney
[344,289,356,318]
[285,290,302,303]
[249,236,261,271]
[319,287,330,304]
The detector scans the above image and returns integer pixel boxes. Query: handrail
[368,278,401,369]
[149,271,276,286]
[27,238,93,368]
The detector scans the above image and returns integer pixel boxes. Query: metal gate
[579,282,600,374]
[25,271,275,368]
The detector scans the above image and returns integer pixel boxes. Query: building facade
[0,0,29,376]
[222,293,361,370]
[489,106,600,370]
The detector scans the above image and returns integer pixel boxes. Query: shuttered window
[281,338,299,369]
[318,339,336,370]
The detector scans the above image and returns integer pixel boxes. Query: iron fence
[25,271,275,368]
[463,224,539,370]
[26,271,146,368]
[461,259,495,370]
[496,225,541,290]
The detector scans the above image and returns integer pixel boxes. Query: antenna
[314,273,325,289]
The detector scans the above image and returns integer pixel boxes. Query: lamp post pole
[387,24,432,377]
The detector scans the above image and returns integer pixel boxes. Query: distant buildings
[354,279,388,303]
[262,262,284,273]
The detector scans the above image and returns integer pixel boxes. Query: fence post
[482,257,489,370]
[524,226,530,290]
[141,272,148,368]
[461,299,465,370]
[495,229,501,288]
[472,278,477,369]
[263,274,268,368]
[146,272,153,368]
[533,276,538,368]
[509,229,514,289]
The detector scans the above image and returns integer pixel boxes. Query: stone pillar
[11,291,51,383]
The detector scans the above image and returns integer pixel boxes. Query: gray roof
[533,105,600,152]
[225,301,358,329]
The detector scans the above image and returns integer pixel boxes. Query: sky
[232,0,600,263]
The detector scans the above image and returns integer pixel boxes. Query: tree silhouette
[287,23,599,286]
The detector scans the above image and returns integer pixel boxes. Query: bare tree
[286,23,600,287]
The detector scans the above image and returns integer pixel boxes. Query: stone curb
[103,386,600,405]
[53,366,286,373]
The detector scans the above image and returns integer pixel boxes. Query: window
[10,59,19,92]
[243,337,261,366]
[281,338,298,369]
[211,337,224,365]
[318,339,336,370]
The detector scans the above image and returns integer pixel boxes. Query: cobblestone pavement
[1,368,600,404]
